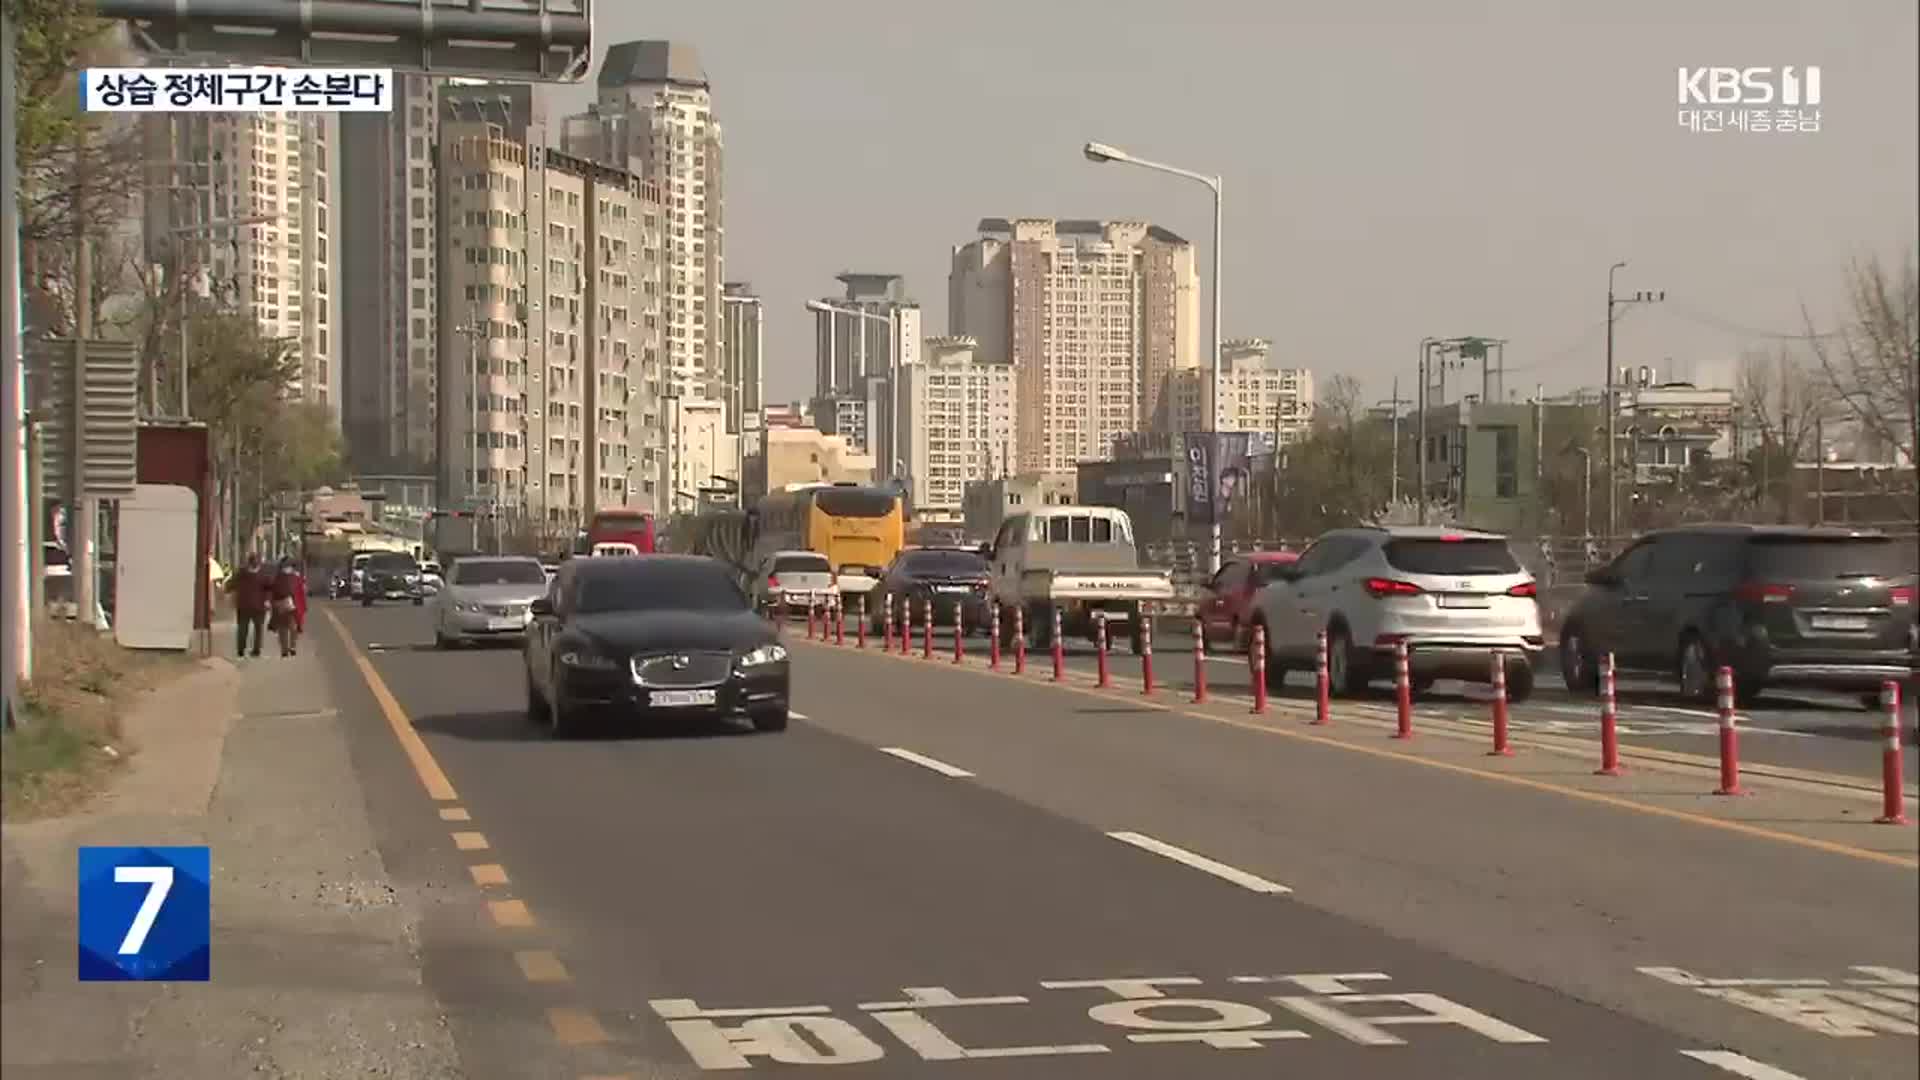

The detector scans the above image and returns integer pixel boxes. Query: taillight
[1506,581,1538,598]
[1735,582,1795,604]
[1364,577,1423,598]
[1891,586,1914,607]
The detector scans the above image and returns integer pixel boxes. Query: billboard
[1181,431,1255,525]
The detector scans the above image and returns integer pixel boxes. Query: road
[876,612,1916,785]
[320,598,1917,1079]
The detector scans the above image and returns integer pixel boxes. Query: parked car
[359,551,425,606]
[524,555,790,738]
[870,546,992,631]
[1558,525,1918,707]
[1198,550,1299,650]
[1250,526,1543,700]
[749,550,839,614]
[432,555,549,648]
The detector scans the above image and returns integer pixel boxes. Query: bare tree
[1802,252,1918,519]
[1734,347,1831,521]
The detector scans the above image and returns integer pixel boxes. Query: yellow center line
[796,638,1919,870]
[323,608,459,802]
[452,831,490,851]
[547,1007,609,1045]
[516,950,572,983]
[469,863,510,887]
[440,807,472,822]
[489,899,536,928]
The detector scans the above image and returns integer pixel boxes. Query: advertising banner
[1181,431,1254,525]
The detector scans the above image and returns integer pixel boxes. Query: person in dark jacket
[225,552,269,658]
[268,557,305,657]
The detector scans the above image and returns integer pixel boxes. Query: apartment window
[412,227,426,249]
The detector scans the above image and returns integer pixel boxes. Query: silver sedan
[432,556,551,648]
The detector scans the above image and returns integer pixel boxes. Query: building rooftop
[598,41,709,90]
[974,217,1190,247]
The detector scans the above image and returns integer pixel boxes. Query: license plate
[1437,594,1489,609]
[649,689,718,708]
[1811,614,1870,632]
[487,617,520,631]
[936,585,969,593]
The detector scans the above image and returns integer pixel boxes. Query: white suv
[1249,526,1543,700]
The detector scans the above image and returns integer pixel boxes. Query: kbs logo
[1677,66,1821,106]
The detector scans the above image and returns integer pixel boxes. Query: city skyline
[560,0,1916,406]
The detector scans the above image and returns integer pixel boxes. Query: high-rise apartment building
[339,75,439,470]
[141,110,343,414]
[899,337,1017,519]
[435,120,665,530]
[1160,338,1314,444]
[720,281,763,436]
[949,218,1196,473]
[809,274,920,475]
[562,41,725,401]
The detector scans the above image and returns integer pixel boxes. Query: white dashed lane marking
[878,747,975,778]
[1680,1050,1808,1079]
[1107,831,1292,895]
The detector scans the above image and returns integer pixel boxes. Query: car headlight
[739,643,788,667]
[559,649,618,670]
[454,601,481,613]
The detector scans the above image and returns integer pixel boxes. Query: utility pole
[1378,378,1413,508]
[1416,337,1435,525]
[70,138,99,630]
[1,3,29,727]
[1604,262,1664,546]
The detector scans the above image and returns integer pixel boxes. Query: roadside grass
[2,619,199,820]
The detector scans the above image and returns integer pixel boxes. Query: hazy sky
[554,0,1918,407]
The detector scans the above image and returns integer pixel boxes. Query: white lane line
[879,747,975,778]
[788,711,810,721]
[1107,831,1292,895]
[1680,1050,1808,1079]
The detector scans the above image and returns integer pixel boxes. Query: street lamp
[1083,140,1225,572]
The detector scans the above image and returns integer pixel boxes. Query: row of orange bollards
[789,593,1910,824]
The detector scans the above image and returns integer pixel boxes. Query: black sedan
[524,555,790,738]
[360,552,425,606]
[871,547,993,632]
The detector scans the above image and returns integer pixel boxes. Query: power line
[1666,303,1848,342]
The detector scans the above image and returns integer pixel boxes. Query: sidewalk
[0,630,462,1078]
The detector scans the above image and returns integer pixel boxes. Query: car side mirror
[1584,568,1618,588]
[979,544,995,561]
[529,597,553,616]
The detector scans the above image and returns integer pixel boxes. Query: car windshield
[576,562,749,614]
[367,555,417,573]
[904,551,987,576]
[1746,536,1915,580]
[773,554,831,574]
[1382,538,1521,576]
[452,559,546,586]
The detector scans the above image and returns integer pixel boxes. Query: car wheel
[751,707,789,733]
[412,597,424,607]
[434,631,451,649]
[1677,634,1715,703]
[1507,659,1536,704]
[1560,625,1599,693]
[1328,625,1369,697]
[1410,675,1437,696]
[547,672,578,738]
[360,597,373,608]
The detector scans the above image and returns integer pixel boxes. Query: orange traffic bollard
[1191,617,1207,704]
[1875,680,1907,825]
[1595,652,1622,776]
[1488,651,1513,757]
[1392,641,1413,739]
[1313,628,1331,726]
[1250,624,1268,714]
[1714,666,1745,795]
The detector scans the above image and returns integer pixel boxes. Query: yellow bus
[749,484,905,582]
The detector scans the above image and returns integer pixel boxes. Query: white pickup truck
[983,505,1175,654]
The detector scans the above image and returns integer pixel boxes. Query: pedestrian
[225,552,269,658]
[268,556,303,657]
[289,559,309,648]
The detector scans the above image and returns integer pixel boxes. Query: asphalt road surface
[319,598,1917,1079]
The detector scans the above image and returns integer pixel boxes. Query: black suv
[1559,525,1917,707]
[360,552,425,607]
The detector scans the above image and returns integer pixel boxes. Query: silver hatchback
[1251,526,1544,699]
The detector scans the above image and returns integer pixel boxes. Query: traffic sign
[94,0,595,84]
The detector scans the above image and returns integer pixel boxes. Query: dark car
[360,552,425,606]
[1198,550,1299,650]
[1559,525,1917,707]
[871,547,992,632]
[523,555,790,738]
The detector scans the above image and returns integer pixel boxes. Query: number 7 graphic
[114,866,174,955]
